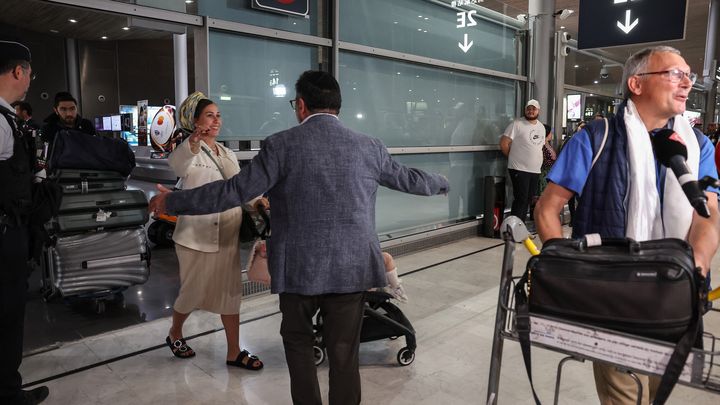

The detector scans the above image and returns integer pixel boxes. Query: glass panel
[198,0,323,36]
[340,0,520,74]
[208,31,319,142]
[339,52,517,147]
[375,151,507,237]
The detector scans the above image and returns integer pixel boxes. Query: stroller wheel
[396,347,415,366]
[313,345,326,366]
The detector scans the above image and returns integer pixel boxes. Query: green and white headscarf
[178,91,209,132]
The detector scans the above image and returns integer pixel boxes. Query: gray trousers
[279,292,365,405]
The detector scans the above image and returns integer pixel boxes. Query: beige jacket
[168,139,242,252]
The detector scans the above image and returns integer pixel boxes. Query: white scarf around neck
[624,99,698,241]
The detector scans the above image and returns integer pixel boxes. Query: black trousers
[508,169,539,221]
[0,225,30,403]
[279,292,365,405]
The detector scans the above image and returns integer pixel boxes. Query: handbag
[200,146,266,243]
[514,235,705,405]
[247,239,270,285]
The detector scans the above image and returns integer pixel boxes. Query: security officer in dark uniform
[0,40,49,405]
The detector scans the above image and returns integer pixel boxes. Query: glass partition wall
[123,0,528,238]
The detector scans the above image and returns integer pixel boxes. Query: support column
[65,38,81,104]
[193,18,210,96]
[173,33,188,106]
[703,0,719,127]
[528,0,556,124]
[553,31,568,145]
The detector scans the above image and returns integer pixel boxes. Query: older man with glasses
[534,46,720,405]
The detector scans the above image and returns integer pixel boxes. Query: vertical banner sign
[137,100,148,147]
[251,0,309,17]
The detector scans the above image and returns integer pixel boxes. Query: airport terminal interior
[2,0,720,404]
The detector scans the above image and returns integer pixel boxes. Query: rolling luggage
[47,227,150,297]
[56,169,126,194]
[56,189,148,233]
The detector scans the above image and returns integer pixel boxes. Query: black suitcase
[56,190,148,233]
[56,169,126,194]
[47,227,150,297]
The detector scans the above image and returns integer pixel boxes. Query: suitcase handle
[82,254,142,269]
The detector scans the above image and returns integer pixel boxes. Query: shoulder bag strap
[652,293,703,404]
[200,145,228,180]
[590,117,609,170]
[514,274,543,405]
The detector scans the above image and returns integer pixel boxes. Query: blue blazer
[166,114,449,295]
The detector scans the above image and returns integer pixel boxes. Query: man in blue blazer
[149,70,449,405]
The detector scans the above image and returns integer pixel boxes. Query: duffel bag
[49,129,136,176]
[514,235,705,405]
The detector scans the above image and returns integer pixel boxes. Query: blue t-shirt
[549,124,719,199]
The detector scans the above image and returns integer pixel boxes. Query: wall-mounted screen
[566,94,582,120]
[102,116,112,131]
[111,115,122,131]
[120,113,133,132]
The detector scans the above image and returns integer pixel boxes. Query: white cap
[526,99,540,109]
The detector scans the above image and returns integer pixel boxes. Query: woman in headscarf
[164,92,266,370]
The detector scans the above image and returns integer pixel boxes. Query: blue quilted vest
[572,103,629,239]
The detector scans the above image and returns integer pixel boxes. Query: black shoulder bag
[514,235,705,405]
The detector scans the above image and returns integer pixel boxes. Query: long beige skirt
[173,208,243,315]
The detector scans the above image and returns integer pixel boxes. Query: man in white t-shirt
[499,99,546,220]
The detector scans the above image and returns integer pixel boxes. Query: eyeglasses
[21,67,36,81]
[289,99,297,111]
[635,69,697,85]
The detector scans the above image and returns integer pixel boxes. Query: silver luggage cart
[486,216,720,405]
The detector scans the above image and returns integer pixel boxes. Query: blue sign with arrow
[577,0,687,50]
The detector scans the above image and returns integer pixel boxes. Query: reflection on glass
[340,0,520,73]
[209,31,318,142]
[375,152,507,236]
[340,52,516,147]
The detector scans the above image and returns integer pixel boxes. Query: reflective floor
[18,224,720,404]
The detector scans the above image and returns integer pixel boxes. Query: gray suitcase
[56,169,126,194]
[57,190,148,233]
[47,227,150,297]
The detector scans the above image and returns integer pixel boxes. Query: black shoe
[19,386,49,405]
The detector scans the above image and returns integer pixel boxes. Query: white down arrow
[458,33,473,53]
[617,10,639,34]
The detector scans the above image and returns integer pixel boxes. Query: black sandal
[227,349,263,370]
[166,336,196,359]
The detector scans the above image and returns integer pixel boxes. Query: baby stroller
[312,290,416,366]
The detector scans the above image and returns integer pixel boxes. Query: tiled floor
[17,232,720,404]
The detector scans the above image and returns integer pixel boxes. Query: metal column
[65,38,81,105]
[173,33,188,107]
[528,0,556,124]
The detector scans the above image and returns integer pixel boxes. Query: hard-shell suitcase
[56,169,126,194]
[56,189,148,233]
[47,227,150,297]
